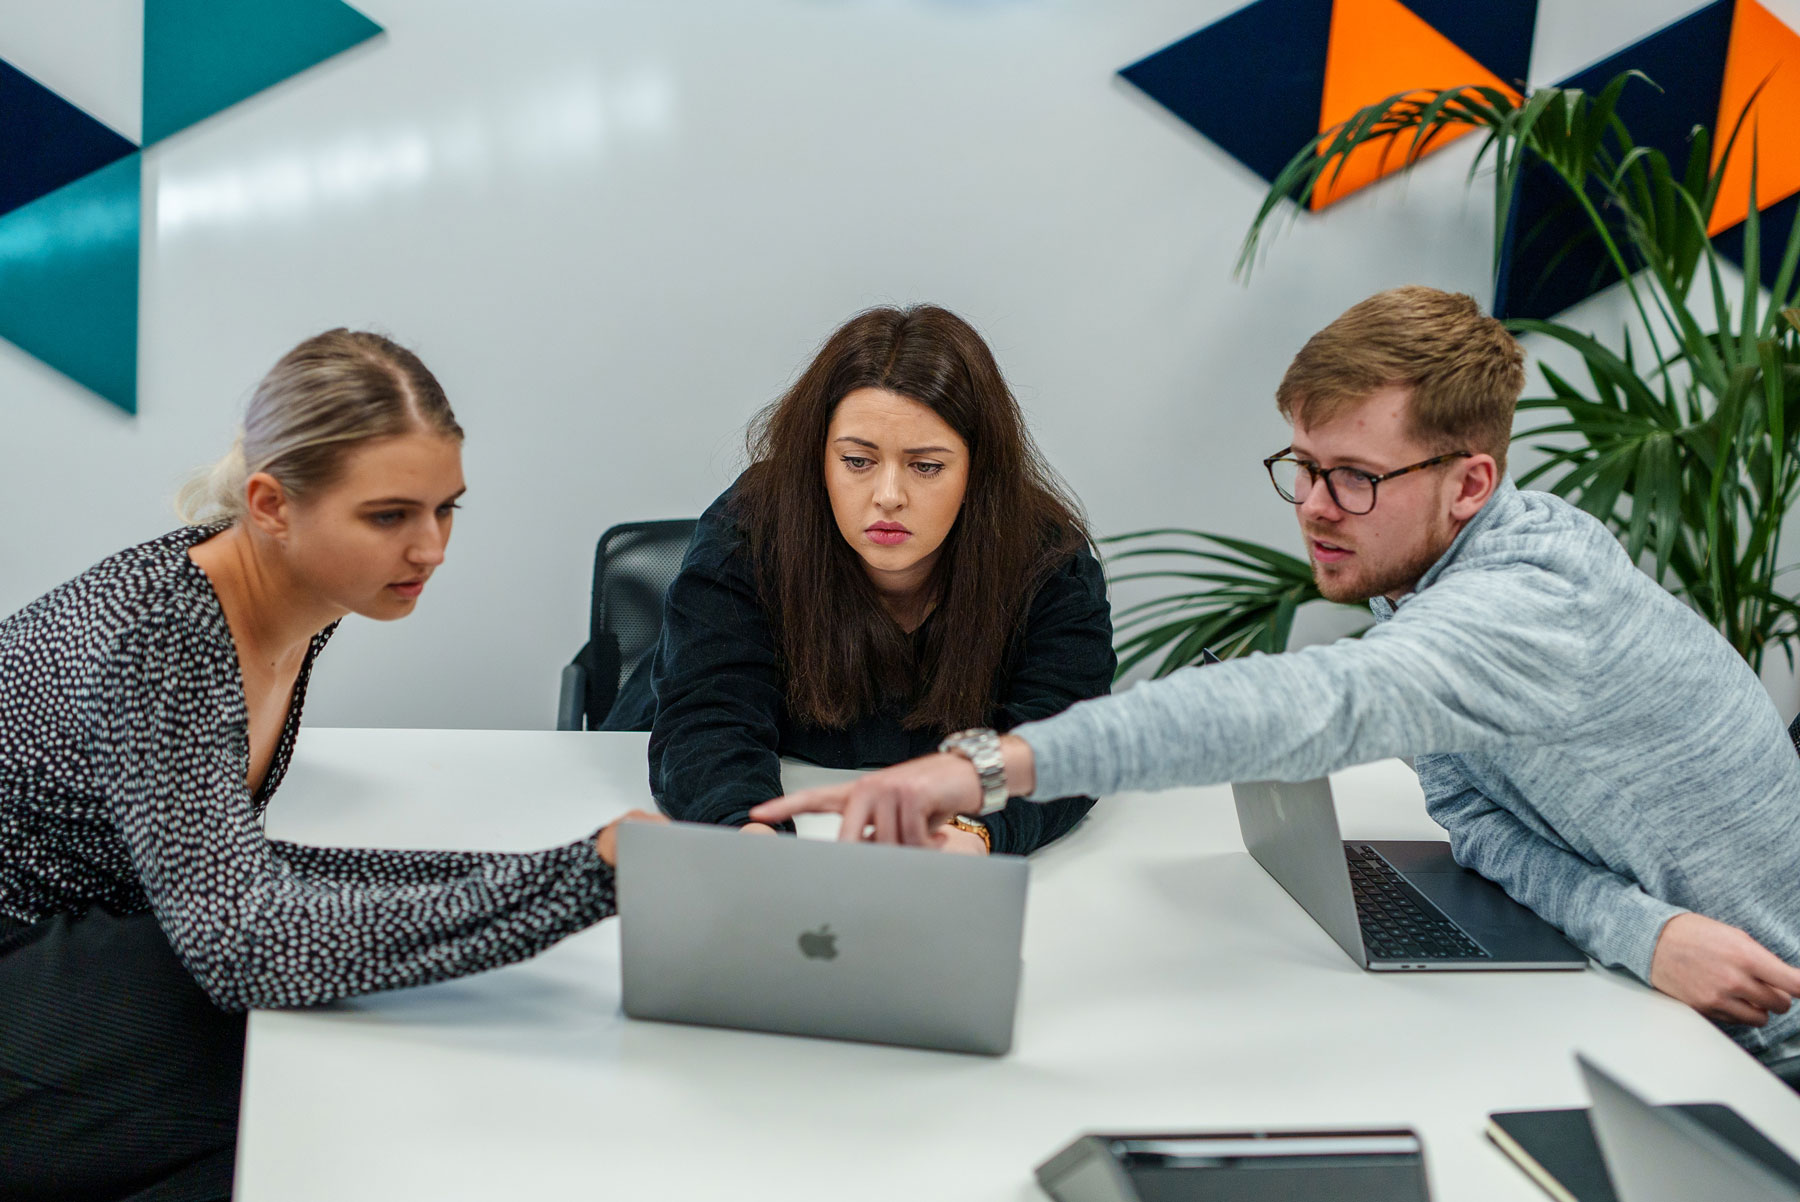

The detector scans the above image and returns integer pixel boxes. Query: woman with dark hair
[607,305,1113,854]
[0,330,656,1202]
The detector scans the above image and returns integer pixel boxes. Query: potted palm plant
[1112,71,1800,680]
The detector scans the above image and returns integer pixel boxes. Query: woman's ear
[243,472,292,543]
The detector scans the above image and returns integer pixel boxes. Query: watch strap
[938,727,1009,815]
[949,814,994,853]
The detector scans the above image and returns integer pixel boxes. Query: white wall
[0,0,1777,728]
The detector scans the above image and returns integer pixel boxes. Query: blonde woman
[0,330,654,1201]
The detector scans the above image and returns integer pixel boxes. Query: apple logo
[798,925,838,961]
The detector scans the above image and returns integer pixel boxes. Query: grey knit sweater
[1020,481,1800,1055]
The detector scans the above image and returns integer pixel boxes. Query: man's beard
[1308,528,1451,603]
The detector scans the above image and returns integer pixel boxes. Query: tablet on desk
[1037,1128,1431,1202]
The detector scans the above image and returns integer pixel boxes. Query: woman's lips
[389,580,426,599]
[867,523,911,547]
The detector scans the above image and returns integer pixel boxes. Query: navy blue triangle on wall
[1714,191,1800,290]
[1119,0,1335,187]
[0,57,137,222]
[1493,0,1734,319]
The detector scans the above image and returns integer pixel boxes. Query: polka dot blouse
[0,524,617,1011]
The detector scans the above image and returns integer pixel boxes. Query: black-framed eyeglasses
[1262,447,1472,515]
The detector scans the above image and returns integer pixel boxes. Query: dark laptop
[1230,777,1588,971]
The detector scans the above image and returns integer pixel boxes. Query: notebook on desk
[1488,1101,1799,1202]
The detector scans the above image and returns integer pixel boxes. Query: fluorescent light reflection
[614,69,675,137]
[155,68,676,239]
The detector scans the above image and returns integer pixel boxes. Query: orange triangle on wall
[1709,0,1800,236]
[1312,0,1520,210]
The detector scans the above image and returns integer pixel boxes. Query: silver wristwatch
[938,727,1009,815]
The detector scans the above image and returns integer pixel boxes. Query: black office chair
[557,519,698,731]
[1789,711,1800,757]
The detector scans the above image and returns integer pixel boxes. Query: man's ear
[1448,454,1499,522]
[243,472,292,542]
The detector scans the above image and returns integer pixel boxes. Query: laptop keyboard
[1345,846,1489,961]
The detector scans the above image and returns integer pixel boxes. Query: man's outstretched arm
[756,573,1583,839]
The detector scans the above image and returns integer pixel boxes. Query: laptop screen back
[1231,779,1367,964]
[616,821,1029,1055]
[1581,1056,1800,1202]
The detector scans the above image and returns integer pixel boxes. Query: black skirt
[0,909,244,1202]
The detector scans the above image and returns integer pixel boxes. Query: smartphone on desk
[1037,1128,1431,1202]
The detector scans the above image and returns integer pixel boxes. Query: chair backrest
[582,519,698,726]
[1790,711,1800,758]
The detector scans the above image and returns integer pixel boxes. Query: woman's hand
[594,809,669,866]
[929,823,990,855]
[740,822,779,836]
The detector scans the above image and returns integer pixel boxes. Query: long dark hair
[734,305,1089,732]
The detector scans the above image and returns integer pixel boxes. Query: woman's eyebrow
[360,486,468,508]
[831,435,955,455]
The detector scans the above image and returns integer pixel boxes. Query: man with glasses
[755,286,1800,1060]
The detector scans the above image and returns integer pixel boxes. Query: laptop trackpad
[1368,840,1585,961]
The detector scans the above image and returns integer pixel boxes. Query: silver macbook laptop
[616,820,1029,1055]
[1231,777,1587,971]
[1581,1055,1800,1202]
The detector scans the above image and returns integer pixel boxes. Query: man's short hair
[1275,286,1525,472]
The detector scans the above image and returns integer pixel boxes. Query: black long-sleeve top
[0,525,616,1011]
[606,488,1116,854]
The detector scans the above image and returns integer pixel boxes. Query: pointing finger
[750,784,851,823]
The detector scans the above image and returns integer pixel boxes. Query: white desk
[238,729,1800,1200]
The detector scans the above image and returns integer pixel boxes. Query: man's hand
[1649,912,1800,1026]
[750,752,984,845]
[594,809,668,866]
[744,810,985,852]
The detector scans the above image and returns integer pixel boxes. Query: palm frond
[1215,69,1800,672]
[1104,529,1368,678]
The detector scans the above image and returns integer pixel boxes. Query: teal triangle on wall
[0,154,140,413]
[142,0,382,146]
